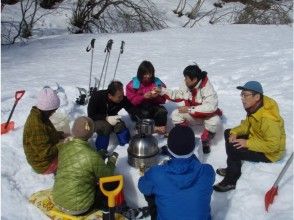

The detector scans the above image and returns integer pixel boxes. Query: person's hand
[150,90,159,98]
[106,115,121,126]
[178,106,190,113]
[229,134,237,143]
[144,91,152,99]
[154,126,166,135]
[232,139,247,149]
[108,152,119,165]
[153,87,161,94]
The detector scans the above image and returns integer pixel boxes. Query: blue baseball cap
[237,81,263,94]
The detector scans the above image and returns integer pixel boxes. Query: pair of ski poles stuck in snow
[76,38,125,105]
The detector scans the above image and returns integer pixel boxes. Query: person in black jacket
[88,80,138,151]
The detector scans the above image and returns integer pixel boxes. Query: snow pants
[144,195,157,220]
[171,109,220,133]
[223,129,271,185]
[130,103,167,127]
[94,119,130,150]
[94,120,126,136]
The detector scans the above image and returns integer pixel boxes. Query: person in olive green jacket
[52,116,118,216]
[214,81,285,192]
[23,87,66,174]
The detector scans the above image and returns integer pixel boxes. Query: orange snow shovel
[265,152,293,211]
[1,90,25,135]
[99,175,124,220]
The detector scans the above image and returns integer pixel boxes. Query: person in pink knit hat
[23,87,68,174]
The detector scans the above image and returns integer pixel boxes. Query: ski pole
[102,39,113,89]
[86,38,96,93]
[113,41,125,80]
[98,39,113,90]
[102,51,111,89]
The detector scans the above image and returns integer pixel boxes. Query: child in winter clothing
[213,81,286,192]
[138,126,215,220]
[23,87,66,174]
[52,116,119,215]
[88,80,139,151]
[126,60,168,134]
[158,64,222,153]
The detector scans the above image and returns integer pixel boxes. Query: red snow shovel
[265,152,293,211]
[1,90,25,135]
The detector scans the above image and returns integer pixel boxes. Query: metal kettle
[127,119,159,169]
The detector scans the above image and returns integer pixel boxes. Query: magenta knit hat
[36,88,60,111]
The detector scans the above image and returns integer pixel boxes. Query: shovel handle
[99,175,123,208]
[273,152,293,187]
[5,90,25,127]
[15,90,25,102]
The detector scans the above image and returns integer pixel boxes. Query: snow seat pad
[29,189,125,220]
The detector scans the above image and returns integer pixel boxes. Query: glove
[108,151,119,165]
[106,115,122,126]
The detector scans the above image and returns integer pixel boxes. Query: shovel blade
[1,121,15,135]
[265,186,278,211]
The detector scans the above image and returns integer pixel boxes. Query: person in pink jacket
[126,60,167,134]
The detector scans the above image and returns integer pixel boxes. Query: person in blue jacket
[138,125,215,220]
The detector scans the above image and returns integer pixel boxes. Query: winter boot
[201,129,215,154]
[116,128,130,146]
[95,135,110,151]
[216,168,227,177]
[213,179,236,192]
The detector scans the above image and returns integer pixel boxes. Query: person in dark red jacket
[88,80,139,151]
[126,60,167,134]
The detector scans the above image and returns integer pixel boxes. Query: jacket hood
[257,96,281,122]
[165,155,202,190]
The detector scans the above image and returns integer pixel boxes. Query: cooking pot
[127,119,159,169]
[136,119,154,136]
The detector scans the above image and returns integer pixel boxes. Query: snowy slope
[1,24,293,220]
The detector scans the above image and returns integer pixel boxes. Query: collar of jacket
[32,106,51,123]
[246,99,263,117]
[132,77,162,89]
[248,96,281,122]
[70,137,90,145]
[189,76,208,92]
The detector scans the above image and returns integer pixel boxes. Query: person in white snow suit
[157,64,222,153]
[138,125,215,220]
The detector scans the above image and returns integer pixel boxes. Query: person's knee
[224,129,231,140]
[154,110,167,126]
[114,121,126,133]
[157,107,168,115]
[171,109,184,124]
[95,121,112,136]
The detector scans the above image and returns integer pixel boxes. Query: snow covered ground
[1,0,293,219]
[1,24,293,220]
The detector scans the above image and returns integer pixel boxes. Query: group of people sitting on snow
[22,60,285,219]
